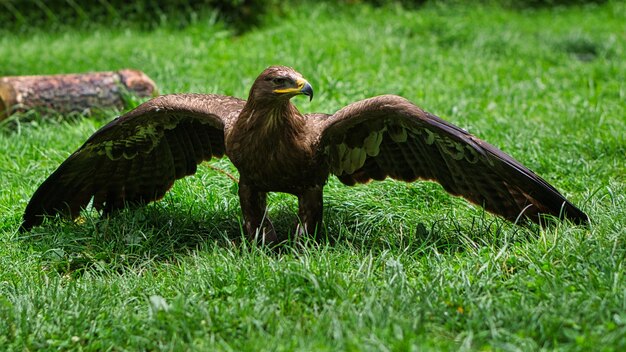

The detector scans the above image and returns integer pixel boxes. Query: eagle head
[249,66,313,103]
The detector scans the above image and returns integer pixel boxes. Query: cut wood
[0,69,157,120]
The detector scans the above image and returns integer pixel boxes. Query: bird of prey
[21,66,588,243]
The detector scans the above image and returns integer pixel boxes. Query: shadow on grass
[18,205,239,276]
[18,203,303,276]
[17,199,538,277]
[324,206,537,257]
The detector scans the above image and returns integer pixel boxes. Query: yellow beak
[274,78,314,101]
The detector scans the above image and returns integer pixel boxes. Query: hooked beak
[299,80,314,101]
[274,78,314,101]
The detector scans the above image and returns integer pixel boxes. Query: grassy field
[1,1,625,350]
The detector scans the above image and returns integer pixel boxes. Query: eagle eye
[271,77,288,85]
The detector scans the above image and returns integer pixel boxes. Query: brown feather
[318,95,588,225]
[21,94,244,230]
[22,67,588,237]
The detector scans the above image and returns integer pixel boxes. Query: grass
[1,1,625,350]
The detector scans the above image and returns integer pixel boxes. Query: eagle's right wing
[22,93,245,231]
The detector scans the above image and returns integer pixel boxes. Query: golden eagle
[22,66,588,242]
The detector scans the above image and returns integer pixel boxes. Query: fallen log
[0,69,157,120]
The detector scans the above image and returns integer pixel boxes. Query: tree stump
[0,69,158,120]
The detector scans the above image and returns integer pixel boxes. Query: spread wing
[317,95,588,225]
[21,93,245,231]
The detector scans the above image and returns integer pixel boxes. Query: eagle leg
[296,186,324,241]
[238,183,278,244]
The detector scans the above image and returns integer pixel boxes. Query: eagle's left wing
[316,94,588,225]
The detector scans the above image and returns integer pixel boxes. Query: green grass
[1,1,625,350]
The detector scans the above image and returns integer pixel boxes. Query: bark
[0,69,157,120]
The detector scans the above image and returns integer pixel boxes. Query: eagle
[21,66,588,243]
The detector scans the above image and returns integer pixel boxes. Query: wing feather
[21,93,245,231]
[318,95,588,225]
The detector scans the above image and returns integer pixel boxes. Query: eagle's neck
[227,98,312,182]
[239,99,305,137]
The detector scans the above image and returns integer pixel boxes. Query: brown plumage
[21,66,588,242]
